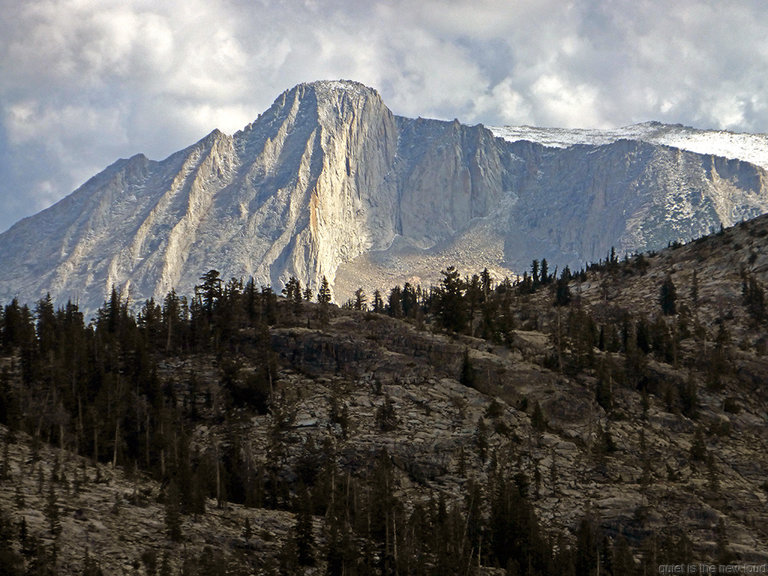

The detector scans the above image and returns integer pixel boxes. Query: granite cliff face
[499,139,768,270]
[2,80,768,313]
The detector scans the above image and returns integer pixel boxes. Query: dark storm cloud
[1,0,767,232]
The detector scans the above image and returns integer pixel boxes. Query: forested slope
[2,214,768,574]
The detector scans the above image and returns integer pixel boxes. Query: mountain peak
[239,80,385,137]
[3,81,768,315]
[285,79,384,111]
[299,79,379,95]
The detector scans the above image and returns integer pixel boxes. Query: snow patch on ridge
[489,122,768,170]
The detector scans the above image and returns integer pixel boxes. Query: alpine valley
[2,80,768,313]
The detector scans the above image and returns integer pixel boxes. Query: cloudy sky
[1,0,767,232]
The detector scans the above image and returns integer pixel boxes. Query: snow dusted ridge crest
[2,79,768,315]
[489,122,768,170]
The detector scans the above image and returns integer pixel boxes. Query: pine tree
[317,276,332,305]
[164,480,183,542]
[317,276,332,327]
[82,548,104,576]
[715,518,736,564]
[660,274,677,315]
[690,269,699,308]
[159,553,172,576]
[707,452,720,493]
[278,529,299,575]
[611,534,636,575]
[575,515,598,576]
[690,427,707,462]
[14,483,25,511]
[372,289,384,313]
[198,270,222,316]
[437,266,467,332]
[282,277,304,316]
[0,437,10,482]
[141,549,158,576]
[295,489,316,566]
[531,259,540,287]
[44,480,61,537]
[742,274,766,324]
[386,286,403,318]
[375,396,398,432]
[480,267,493,300]
[595,357,613,412]
[353,287,367,311]
[679,371,698,419]
[0,507,23,576]
[555,267,572,307]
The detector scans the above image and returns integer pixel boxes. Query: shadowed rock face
[2,80,768,314]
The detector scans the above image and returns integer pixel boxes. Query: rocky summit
[2,80,768,314]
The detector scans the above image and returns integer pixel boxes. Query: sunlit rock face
[2,80,768,314]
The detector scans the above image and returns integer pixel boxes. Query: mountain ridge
[490,121,768,170]
[3,80,768,314]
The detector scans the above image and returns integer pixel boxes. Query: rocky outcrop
[2,80,768,314]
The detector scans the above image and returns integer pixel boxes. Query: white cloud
[2,0,768,231]
[530,74,603,128]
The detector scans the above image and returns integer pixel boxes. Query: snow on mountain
[489,121,768,170]
[2,82,768,315]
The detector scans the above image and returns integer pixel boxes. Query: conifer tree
[437,266,467,332]
[198,270,222,316]
[690,269,699,308]
[353,287,367,311]
[44,480,61,537]
[141,549,158,576]
[480,267,493,300]
[595,357,613,412]
[278,529,299,575]
[82,548,104,576]
[707,452,720,493]
[162,288,184,352]
[295,488,316,566]
[317,276,332,327]
[164,480,183,542]
[715,518,736,564]
[575,515,598,576]
[531,259,540,286]
[690,427,707,462]
[540,258,550,284]
[679,371,698,419]
[0,507,23,576]
[159,553,172,576]
[660,274,677,315]
[372,289,384,313]
[317,276,332,305]
[742,274,766,324]
[555,267,572,307]
[243,517,252,542]
[387,286,403,318]
[475,417,489,463]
